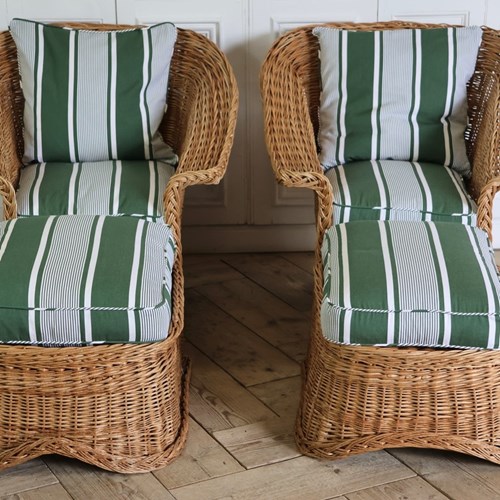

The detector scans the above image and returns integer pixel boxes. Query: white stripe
[339,224,351,343]
[113,160,122,214]
[413,162,433,221]
[371,160,387,220]
[428,223,452,345]
[0,220,17,261]
[338,30,348,165]
[370,31,381,159]
[465,226,497,348]
[147,161,155,217]
[109,33,118,159]
[67,162,80,215]
[378,221,395,344]
[35,24,44,162]
[337,166,351,223]
[441,28,455,166]
[411,30,422,161]
[444,167,473,224]
[128,219,146,342]
[32,162,46,216]
[28,216,56,343]
[83,216,105,343]
[140,30,151,159]
[67,31,76,163]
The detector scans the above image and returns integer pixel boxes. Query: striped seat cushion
[10,19,178,164]
[0,215,175,345]
[313,26,482,176]
[16,160,175,220]
[326,160,477,225]
[321,220,500,349]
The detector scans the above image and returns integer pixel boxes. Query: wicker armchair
[261,22,500,463]
[0,24,238,473]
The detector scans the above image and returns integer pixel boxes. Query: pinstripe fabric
[326,160,477,225]
[314,26,482,176]
[0,215,175,345]
[10,19,178,164]
[321,220,500,349]
[17,160,175,221]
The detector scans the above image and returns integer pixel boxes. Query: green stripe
[152,161,159,215]
[417,29,449,164]
[446,28,458,167]
[27,163,42,215]
[109,160,117,213]
[410,162,429,218]
[72,31,80,162]
[134,224,148,341]
[145,30,154,159]
[376,33,383,159]
[78,216,100,343]
[40,25,71,160]
[115,30,145,159]
[106,33,113,159]
[33,24,41,161]
[385,223,400,344]
[72,162,82,214]
[335,33,344,165]
[344,31,375,161]
[34,218,58,342]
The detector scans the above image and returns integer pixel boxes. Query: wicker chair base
[0,338,190,473]
[297,326,500,464]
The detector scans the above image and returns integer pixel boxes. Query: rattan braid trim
[0,175,16,220]
[296,321,500,463]
[261,22,500,238]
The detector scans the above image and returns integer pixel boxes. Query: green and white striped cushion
[0,215,175,345]
[16,160,175,221]
[313,27,482,176]
[10,19,178,164]
[322,220,500,349]
[326,160,477,225]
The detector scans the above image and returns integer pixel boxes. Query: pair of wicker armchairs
[1,19,500,475]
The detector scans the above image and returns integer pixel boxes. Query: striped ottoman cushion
[313,26,482,176]
[10,19,178,164]
[16,160,175,220]
[326,160,477,225]
[0,215,175,345]
[321,220,500,349]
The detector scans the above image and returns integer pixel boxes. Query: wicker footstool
[298,220,500,463]
[0,215,189,473]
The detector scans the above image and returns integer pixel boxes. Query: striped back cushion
[321,220,500,349]
[16,160,175,220]
[326,160,477,225]
[0,215,176,345]
[10,19,178,164]
[313,26,482,176]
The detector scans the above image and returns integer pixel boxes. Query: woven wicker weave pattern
[262,21,500,464]
[0,23,238,473]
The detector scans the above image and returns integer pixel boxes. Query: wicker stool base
[0,338,190,473]
[297,326,500,464]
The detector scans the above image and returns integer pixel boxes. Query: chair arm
[161,29,238,185]
[468,72,500,239]
[0,175,16,220]
[260,34,323,186]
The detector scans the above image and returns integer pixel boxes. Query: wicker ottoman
[0,215,189,473]
[298,220,500,463]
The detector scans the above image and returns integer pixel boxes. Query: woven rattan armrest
[469,70,500,239]
[261,28,333,234]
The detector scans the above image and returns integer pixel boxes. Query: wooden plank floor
[2,252,500,499]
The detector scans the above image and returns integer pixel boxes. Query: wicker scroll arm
[466,27,500,239]
[160,29,238,244]
[469,75,500,239]
[261,28,333,237]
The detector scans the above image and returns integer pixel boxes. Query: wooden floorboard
[1,251,500,499]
